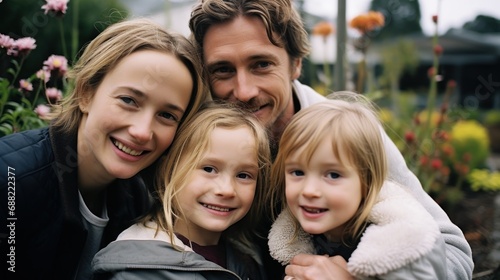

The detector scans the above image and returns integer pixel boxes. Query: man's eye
[255,61,271,69]
[212,66,234,75]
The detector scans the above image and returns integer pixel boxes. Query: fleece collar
[268,181,440,277]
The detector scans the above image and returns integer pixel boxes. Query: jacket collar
[268,180,441,277]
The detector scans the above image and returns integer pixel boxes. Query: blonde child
[93,103,271,280]
[268,96,447,279]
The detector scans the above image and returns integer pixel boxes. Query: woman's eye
[120,96,136,106]
[291,170,304,177]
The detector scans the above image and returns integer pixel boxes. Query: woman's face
[77,50,193,184]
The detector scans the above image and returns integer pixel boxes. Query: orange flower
[313,21,335,37]
[441,144,454,157]
[440,166,450,177]
[349,11,385,34]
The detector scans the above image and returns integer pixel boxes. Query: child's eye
[291,170,304,177]
[159,111,177,121]
[203,166,216,173]
[327,172,341,179]
[236,172,252,180]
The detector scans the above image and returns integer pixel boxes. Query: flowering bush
[0,0,70,136]
[468,169,500,192]
[379,13,494,208]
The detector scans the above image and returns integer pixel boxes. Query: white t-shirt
[74,191,109,280]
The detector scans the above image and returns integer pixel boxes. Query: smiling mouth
[250,104,268,113]
[302,207,327,214]
[202,203,233,212]
[112,139,144,156]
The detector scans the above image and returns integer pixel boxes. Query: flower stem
[58,20,68,59]
[71,0,79,61]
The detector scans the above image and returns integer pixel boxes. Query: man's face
[203,15,301,131]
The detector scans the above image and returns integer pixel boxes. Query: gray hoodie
[92,223,261,280]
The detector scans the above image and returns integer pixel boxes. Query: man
[189,0,473,279]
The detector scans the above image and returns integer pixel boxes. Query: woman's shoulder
[0,127,51,159]
[0,127,54,186]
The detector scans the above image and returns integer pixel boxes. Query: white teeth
[304,207,323,214]
[203,204,230,212]
[113,140,143,156]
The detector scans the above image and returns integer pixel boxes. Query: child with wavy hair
[93,103,271,280]
[268,95,447,279]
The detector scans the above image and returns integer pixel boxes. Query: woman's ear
[291,58,302,80]
[79,94,91,113]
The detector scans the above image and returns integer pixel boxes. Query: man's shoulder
[293,80,326,109]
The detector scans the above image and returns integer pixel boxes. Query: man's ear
[291,58,302,80]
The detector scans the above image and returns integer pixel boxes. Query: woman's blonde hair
[146,102,271,247]
[51,18,208,133]
[270,93,387,242]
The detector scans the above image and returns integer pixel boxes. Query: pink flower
[41,0,69,16]
[45,87,63,103]
[0,34,15,50]
[19,79,33,92]
[43,55,68,76]
[36,68,51,83]
[10,37,37,57]
[34,104,51,119]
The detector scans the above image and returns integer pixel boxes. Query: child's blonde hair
[147,102,271,247]
[270,93,387,242]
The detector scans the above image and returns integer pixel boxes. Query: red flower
[427,67,435,78]
[420,155,429,167]
[431,158,443,170]
[462,153,472,163]
[433,44,443,56]
[404,131,416,143]
[447,80,457,89]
